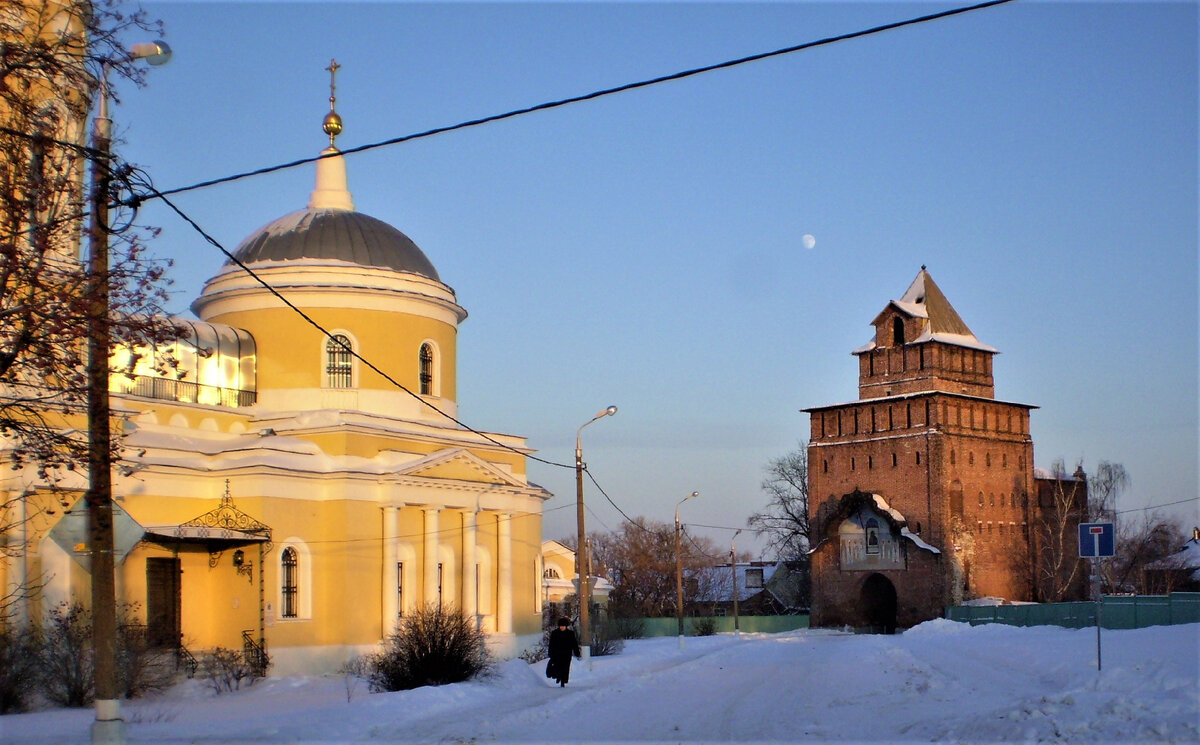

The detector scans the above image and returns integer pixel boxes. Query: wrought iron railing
[175,645,198,678]
[242,630,269,677]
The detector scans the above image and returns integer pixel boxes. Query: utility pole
[85,42,171,744]
[85,80,120,739]
[731,529,741,634]
[575,405,616,668]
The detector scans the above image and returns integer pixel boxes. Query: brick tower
[804,268,1043,629]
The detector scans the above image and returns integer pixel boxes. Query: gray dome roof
[229,209,440,281]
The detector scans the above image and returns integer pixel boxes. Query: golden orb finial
[323,58,342,146]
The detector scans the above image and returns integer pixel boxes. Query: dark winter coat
[546,627,581,684]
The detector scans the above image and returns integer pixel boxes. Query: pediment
[393,448,523,487]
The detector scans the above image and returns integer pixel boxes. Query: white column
[462,510,477,625]
[423,508,439,607]
[382,506,398,633]
[497,512,512,634]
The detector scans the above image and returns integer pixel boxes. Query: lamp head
[128,41,172,66]
[598,405,618,418]
[687,491,699,499]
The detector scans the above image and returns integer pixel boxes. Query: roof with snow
[809,491,941,555]
[691,562,782,604]
[856,268,996,354]
[1145,536,1200,581]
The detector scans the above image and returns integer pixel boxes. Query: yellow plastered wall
[510,511,544,636]
[207,307,458,400]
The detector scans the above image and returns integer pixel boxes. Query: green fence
[946,593,1200,629]
[627,615,809,638]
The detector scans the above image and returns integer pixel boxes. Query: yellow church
[2,81,553,676]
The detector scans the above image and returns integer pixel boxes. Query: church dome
[229,208,441,281]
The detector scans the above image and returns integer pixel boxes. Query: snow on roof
[1146,537,1200,580]
[857,269,996,354]
[853,330,996,355]
[871,494,941,555]
[1032,466,1083,481]
[690,562,781,603]
[805,391,1036,414]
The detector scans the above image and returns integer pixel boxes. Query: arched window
[325,334,353,388]
[543,567,560,579]
[281,547,298,618]
[419,343,434,395]
[892,317,905,346]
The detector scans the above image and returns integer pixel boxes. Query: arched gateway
[860,573,897,634]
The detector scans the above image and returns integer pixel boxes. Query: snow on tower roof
[859,268,997,353]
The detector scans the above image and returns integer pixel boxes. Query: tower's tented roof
[860,268,996,353]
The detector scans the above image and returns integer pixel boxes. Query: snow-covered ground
[1,620,1196,744]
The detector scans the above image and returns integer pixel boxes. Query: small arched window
[892,317,905,346]
[325,334,353,388]
[419,343,434,395]
[543,567,560,580]
[281,547,298,618]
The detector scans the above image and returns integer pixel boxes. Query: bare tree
[1088,461,1129,522]
[747,444,810,560]
[0,0,177,619]
[1112,514,1188,594]
[574,518,718,618]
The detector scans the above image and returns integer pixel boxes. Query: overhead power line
[1116,498,1198,515]
[135,0,1018,206]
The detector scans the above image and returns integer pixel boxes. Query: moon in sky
[802,234,816,250]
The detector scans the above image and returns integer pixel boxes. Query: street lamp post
[674,491,699,648]
[86,40,170,745]
[575,405,616,668]
[731,529,742,635]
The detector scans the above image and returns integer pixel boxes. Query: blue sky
[114,1,1197,555]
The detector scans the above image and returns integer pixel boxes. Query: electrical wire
[688,522,750,533]
[132,0,1018,206]
[1116,498,1198,515]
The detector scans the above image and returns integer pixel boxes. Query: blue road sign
[1078,522,1115,558]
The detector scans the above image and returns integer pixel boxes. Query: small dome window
[419,343,434,395]
[325,334,354,389]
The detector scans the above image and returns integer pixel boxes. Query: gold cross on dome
[322,59,344,145]
[326,59,341,109]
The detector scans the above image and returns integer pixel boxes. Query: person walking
[546,617,581,687]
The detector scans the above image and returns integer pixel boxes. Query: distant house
[1143,528,1200,594]
[540,540,612,621]
[690,560,808,616]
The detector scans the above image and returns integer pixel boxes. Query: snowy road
[2,621,1196,744]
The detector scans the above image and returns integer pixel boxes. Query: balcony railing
[114,374,256,408]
